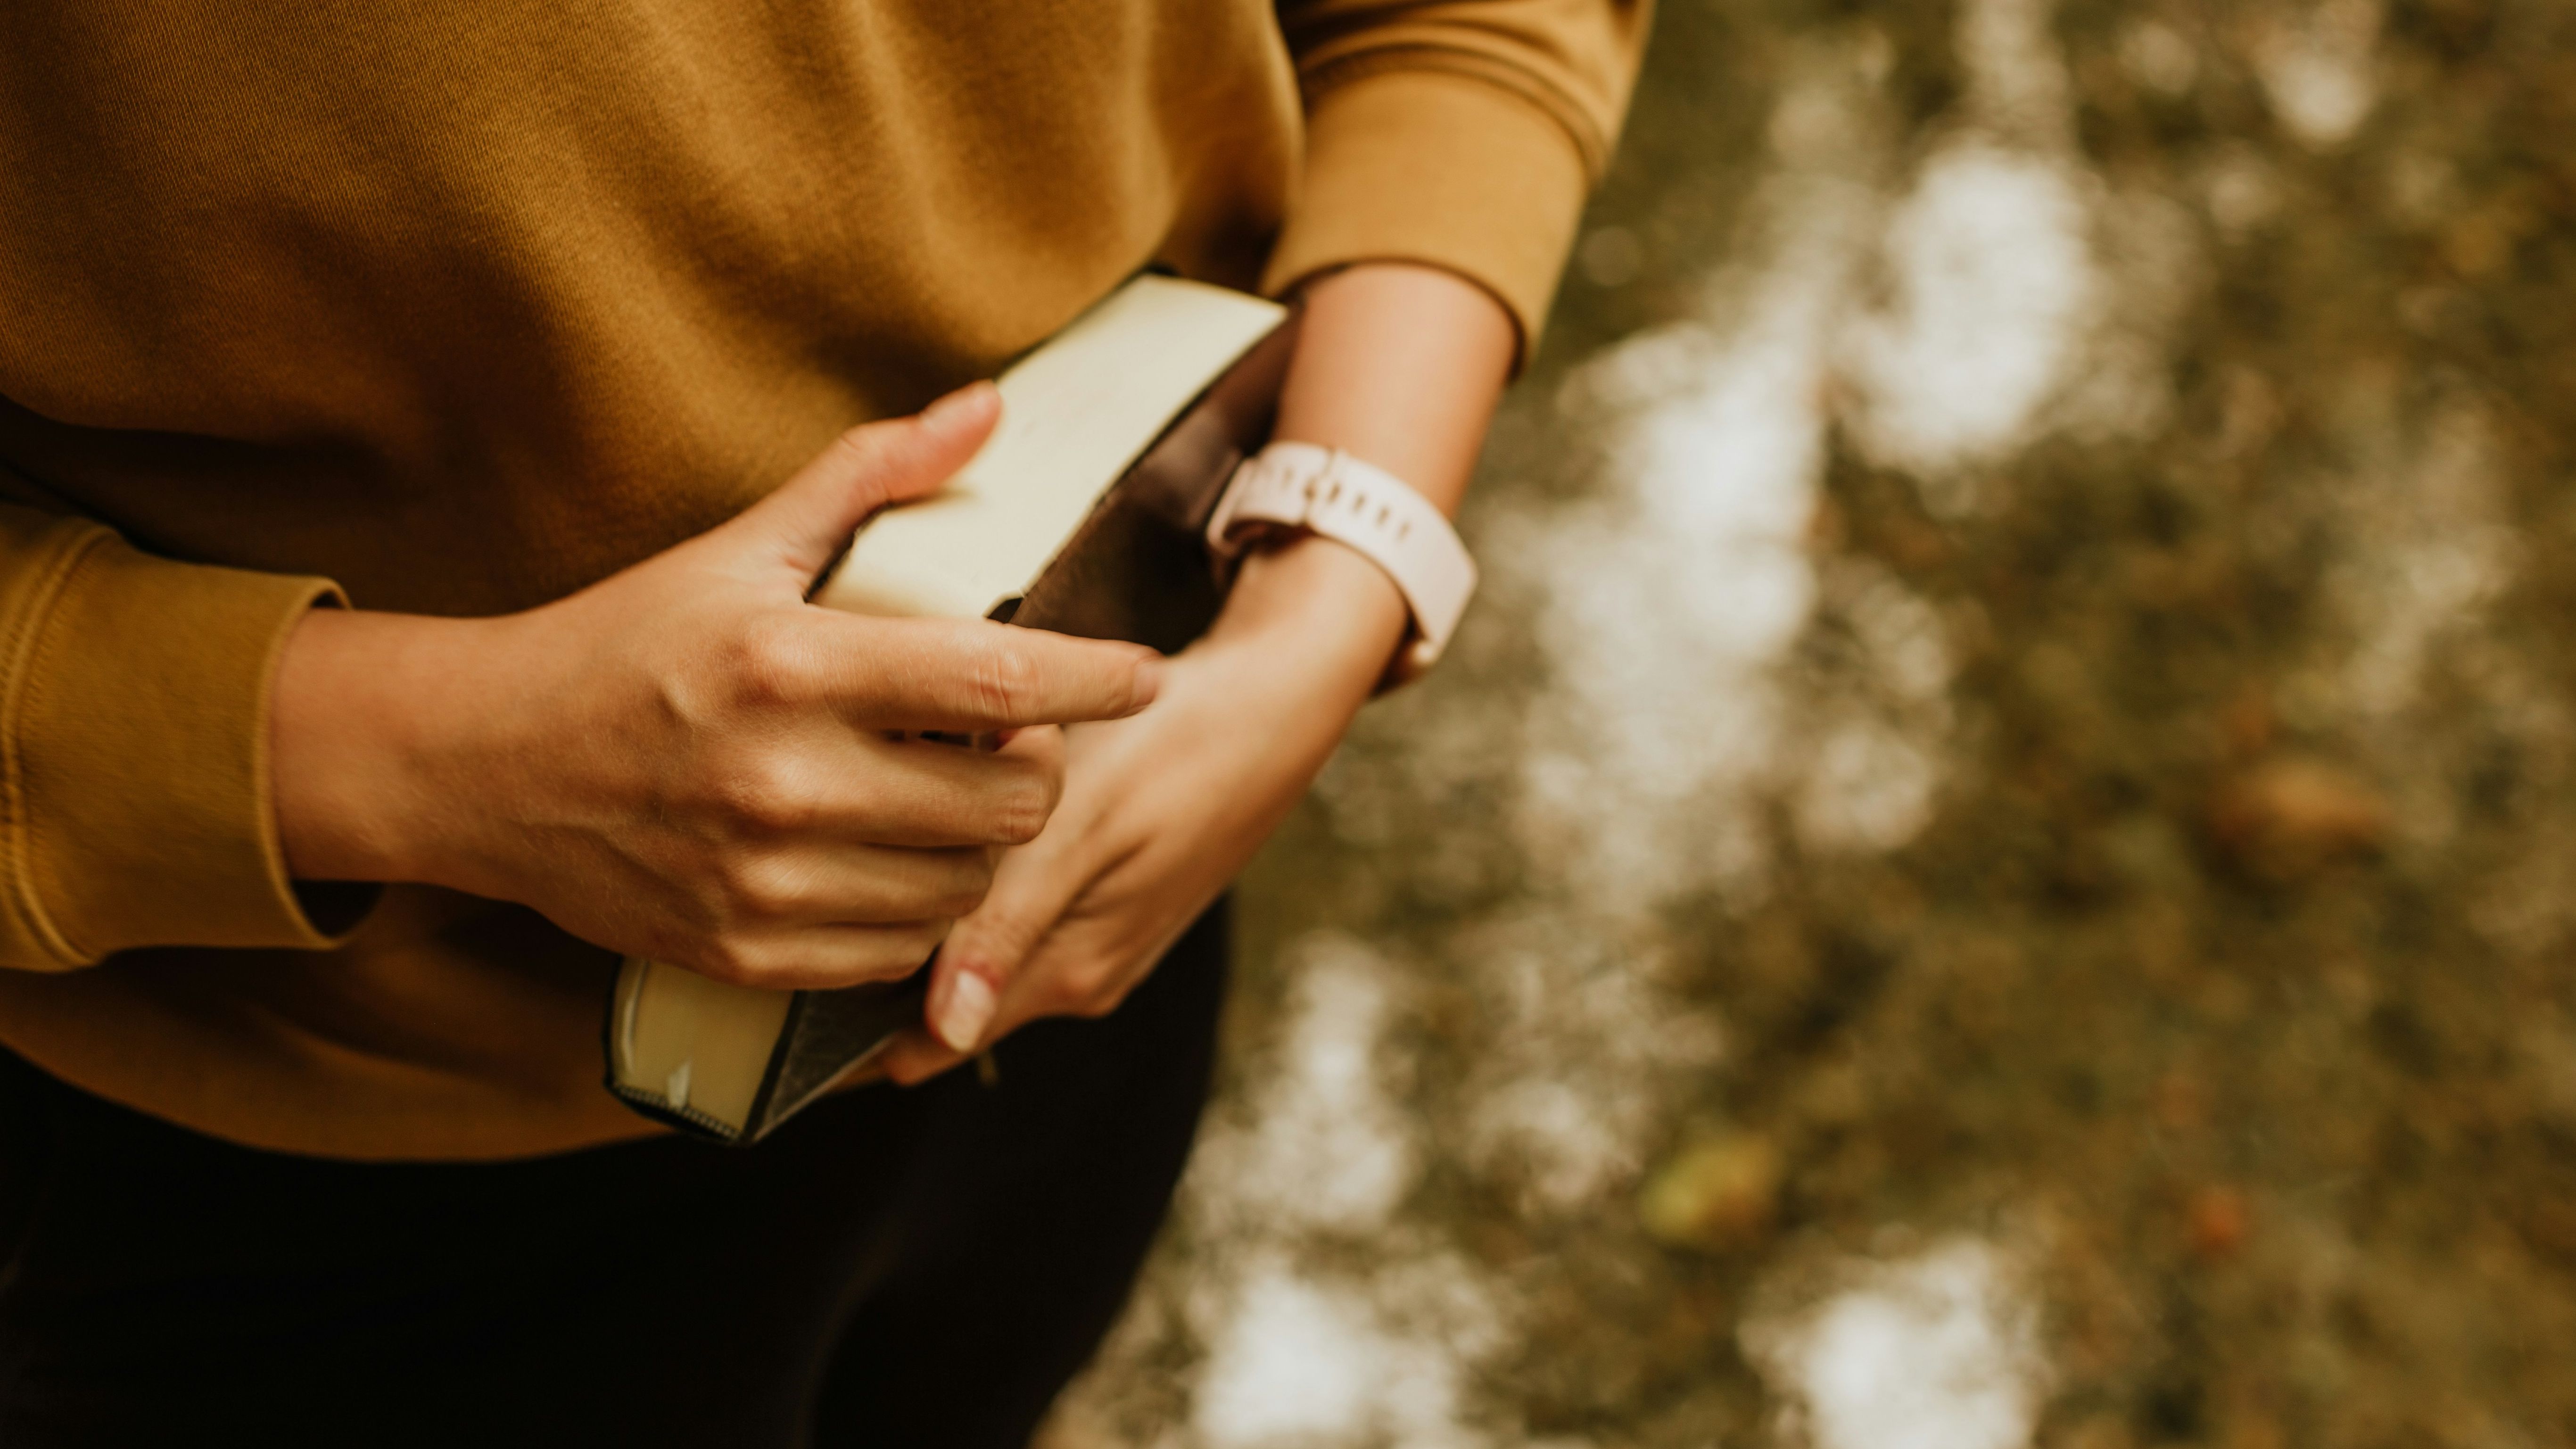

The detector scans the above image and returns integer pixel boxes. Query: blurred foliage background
[1046,1,2576,1446]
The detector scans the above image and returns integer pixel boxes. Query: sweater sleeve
[0,500,375,972]
[1264,0,1652,358]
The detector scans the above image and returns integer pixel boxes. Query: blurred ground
[1043,1,2576,1445]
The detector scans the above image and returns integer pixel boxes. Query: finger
[718,382,1001,580]
[808,614,1162,731]
[998,903,1195,1028]
[809,730,1062,848]
[888,900,1157,1085]
[692,920,950,992]
[919,809,1099,1052]
[876,1026,968,1085]
[724,842,995,926]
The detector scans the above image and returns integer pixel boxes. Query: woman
[0,0,1645,1441]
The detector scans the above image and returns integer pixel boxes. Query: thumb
[722,381,1001,581]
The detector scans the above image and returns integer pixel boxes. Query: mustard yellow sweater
[0,0,1644,1158]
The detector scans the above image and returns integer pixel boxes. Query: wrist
[1242,263,1510,693]
[1204,535,1409,697]
[271,607,495,886]
[1208,441,1477,685]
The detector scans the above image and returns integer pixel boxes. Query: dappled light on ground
[1041,0,2576,1444]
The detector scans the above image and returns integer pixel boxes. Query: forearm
[1210,261,1516,687]
[1272,261,1516,513]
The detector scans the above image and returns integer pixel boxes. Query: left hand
[877,537,1407,1081]
[878,259,1518,1080]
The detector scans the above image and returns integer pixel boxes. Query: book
[605,274,1296,1144]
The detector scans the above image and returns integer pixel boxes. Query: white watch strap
[1206,441,1478,684]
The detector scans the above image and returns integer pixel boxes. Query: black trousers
[0,905,1228,1449]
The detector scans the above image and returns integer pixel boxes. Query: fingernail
[933,970,998,1052]
[1128,655,1164,712]
[922,380,998,431]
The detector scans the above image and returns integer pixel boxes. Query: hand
[271,383,1164,989]
[875,259,1519,1080]
[876,537,1407,1081]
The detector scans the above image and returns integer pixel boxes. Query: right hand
[271,382,1164,990]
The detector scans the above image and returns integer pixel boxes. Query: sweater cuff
[1261,66,1595,366]
[4,522,375,968]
